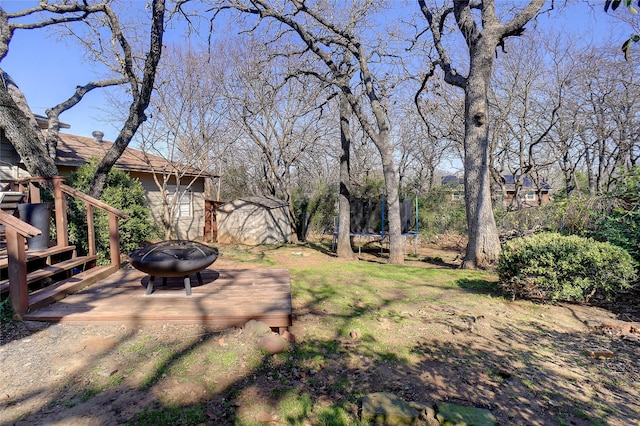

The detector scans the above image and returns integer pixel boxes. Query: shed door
[204,200,225,242]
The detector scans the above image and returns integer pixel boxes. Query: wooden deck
[23,267,292,330]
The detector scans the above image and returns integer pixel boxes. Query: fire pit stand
[128,240,219,296]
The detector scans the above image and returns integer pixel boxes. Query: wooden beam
[87,205,96,256]
[0,210,41,237]
[109,213,120,267]
[53,177,69,247]
[60,184,128,219]
[28,181,41,203]
[6,227,28,319]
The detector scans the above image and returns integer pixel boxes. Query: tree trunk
[462,43,501,269]
[89,0,165,198]
[0,70,58,178]
[285,191,299,244]
[378,137,404,265]
[336,93,355,259]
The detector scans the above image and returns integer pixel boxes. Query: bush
[497,233,637,303]
[585,167,640,265]
[66,160,160,264]
[418,186,467,237]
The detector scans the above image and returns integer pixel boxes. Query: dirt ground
[1,239,639,425]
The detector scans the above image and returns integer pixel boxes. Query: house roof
[442,174,552,191]
[34,114,70,129]
[55,132,219,178]
[502,175,551,191]
[441,175,464,185]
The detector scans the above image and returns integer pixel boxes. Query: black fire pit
[128,240,219,296]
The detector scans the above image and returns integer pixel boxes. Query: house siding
[0,133,31,182]
[135,173,207,241]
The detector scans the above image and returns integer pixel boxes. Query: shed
[216,196,292,245]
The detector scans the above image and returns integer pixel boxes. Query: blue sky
[0,1,633,143]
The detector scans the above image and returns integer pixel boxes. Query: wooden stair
[0,244,105,312]
[27,264,119,312]
[1,177,127,319]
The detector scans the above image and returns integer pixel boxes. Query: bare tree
[219,36,330,242]
[135,84,217,238]
[417,0,547,269]
[488,31,570,210]
[335,91,356,259]
[214,0,407,263]
[404,80,462,194]
[572,48,640,194]
[0,2,108,178]
[0,1,166,198]
[88,0,166,198]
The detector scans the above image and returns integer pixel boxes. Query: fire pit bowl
[128,240,219,296]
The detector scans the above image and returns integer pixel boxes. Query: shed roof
[218,196,288,212]
[238,196,288,209]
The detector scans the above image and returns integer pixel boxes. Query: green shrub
[418,186,467,237]
[66,159,160,264]
[497,232,637,303]
[584,167,640,265]
[305,183,338,236]
[1,298,14,323]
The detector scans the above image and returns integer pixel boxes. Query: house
[441,175,465,202]
[0,117,219,241]
[493,175,552,208]
[216,196,292,245]
[439,173,552,208]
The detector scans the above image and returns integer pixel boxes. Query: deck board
[23,267,292,329]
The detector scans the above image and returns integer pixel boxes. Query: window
[168,185,192,217]
[521,191,536,202]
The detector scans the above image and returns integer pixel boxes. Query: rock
[408,402,439,426]
[435,402,497,426]
[361,392,421,425]
[350,329,362,340]
[98,368,118,377]
[496,368,513,379]
[244,320,272,339]
[422,405,440,426]
[281,330,296,343]
[584,348,615,359]
[255,410,276,422]
[622,334,640,344]
[259,334,287,354]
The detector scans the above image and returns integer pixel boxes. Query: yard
[1,241,639,425]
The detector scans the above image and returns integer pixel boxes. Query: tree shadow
[2,263,639,426]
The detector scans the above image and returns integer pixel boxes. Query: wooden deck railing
[0,210,42,316]
[1,176,128,319]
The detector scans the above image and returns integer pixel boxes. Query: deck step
[0,245,77,269]
[0,254,95,294]
[27,264,119,312]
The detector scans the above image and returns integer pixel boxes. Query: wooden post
[53,177,68,247]
[87,204,96,256]
[28,181,41,204]
[6,228,29,319]
[109,212,120,267]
